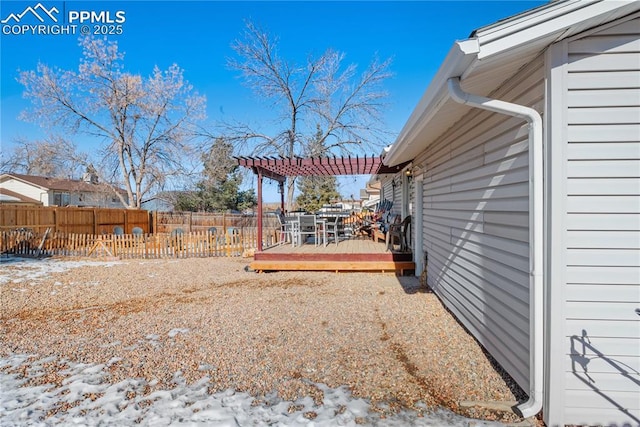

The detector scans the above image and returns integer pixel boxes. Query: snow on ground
[0,256,121,285]
[0,256,506,426]
[0,354,504,427]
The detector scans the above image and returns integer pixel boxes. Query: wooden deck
[251,236,415,275]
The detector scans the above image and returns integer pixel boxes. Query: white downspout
[447,77,543,419]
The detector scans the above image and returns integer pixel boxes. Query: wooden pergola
[236,155,408,251]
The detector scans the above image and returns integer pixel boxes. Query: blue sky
[1,0,545,202]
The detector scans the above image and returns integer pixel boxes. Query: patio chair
[360,200,393,237]
[277,215,295,246]
[387,215,411,252]
[132,227,143,236]
[294,214,316,246]
[314,218,327,246]
[325,216,343,245]
[113,226,124,235]
[372,213,398,244]
[226,227,240,246]
[206,227,219,245]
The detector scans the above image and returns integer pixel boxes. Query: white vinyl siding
[418,57,544,392]
[547,15,640,426]
[380,174,403,220]
[380,178,394,220]
[381,178,392,205]
[391,174,402,219]
[1,179,48,205]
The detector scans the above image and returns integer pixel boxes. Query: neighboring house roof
[362,195,380,208]
[0,173,127,195]
[140,191,187,211]
[360,180,381,198]
[367,180,381,192]
[144,190,191,202]
[384,0,640,166]
[0,187,42,204]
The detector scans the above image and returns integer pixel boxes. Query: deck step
[250,260,415,275]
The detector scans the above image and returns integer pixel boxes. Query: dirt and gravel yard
[0,256,533,424]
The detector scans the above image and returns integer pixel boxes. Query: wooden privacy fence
[152,211,280,233]
[0,205,150,234]
[0,228,280,259]
[2,207,354,237]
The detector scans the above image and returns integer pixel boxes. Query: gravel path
[0,257,530,424]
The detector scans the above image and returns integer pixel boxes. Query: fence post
[93,209,98,235]
[54,207,60,233]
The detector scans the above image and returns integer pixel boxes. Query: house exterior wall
[414,56,545,393]
[546,14,640,426]
[72,191,123,209]
[402,172,414,220]
[0,177,125,209]
[390,175,402,219]
[380,178,395,220]
[405,173,415,251]
[378,173,415,253]
[380,173,405,221]
[1,179,49,205]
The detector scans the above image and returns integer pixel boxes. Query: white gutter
[447,77,543,419]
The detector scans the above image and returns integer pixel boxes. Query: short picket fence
[0,228,278,259]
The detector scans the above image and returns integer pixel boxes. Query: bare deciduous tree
[226,21,393,209]
[0,136,84,178]
[18,36,206,208]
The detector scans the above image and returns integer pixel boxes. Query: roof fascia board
[473,0,593,42]
[564,8,640,42]
[475,0,637,59]
[384,39,479,166]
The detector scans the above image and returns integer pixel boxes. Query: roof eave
[383,38,480,167]
[383,0,640,167]
[472,0,626,60]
